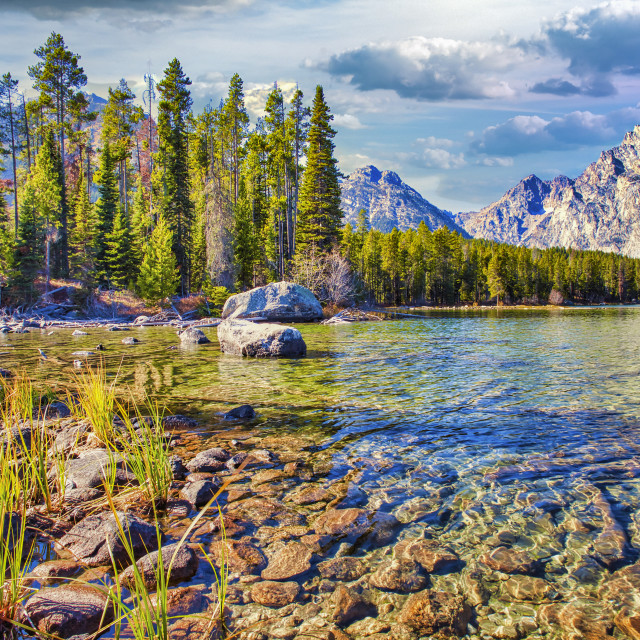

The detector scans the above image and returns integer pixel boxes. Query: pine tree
[105,207,133,288]
[234,196,258,289]
[222,74,249,205]
[296,86,342,254]
[28,32,89,276]
[69,168,96,281]
[94,142,119,279]
[130,176,150,269]
[13,184,40,301]
[137,214,179,305]
[156,58,194,295]
[0,73,20,236]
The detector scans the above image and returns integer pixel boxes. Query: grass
[0,365,243,639]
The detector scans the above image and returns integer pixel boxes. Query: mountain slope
[341,165,466,235]
[455,126,640,257]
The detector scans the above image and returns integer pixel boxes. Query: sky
[2,0,640,213]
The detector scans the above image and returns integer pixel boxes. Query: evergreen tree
[94,142,119,279]
[137,214,179,304]
[28,32,89,276]
[156,58,194,295]
[234,197,258,289]
[13,184,40,301]
[69,168,96,281]
[296,86,342,254]
[222,74,249,205]
[105,207,133,288]
[0,73,20,235]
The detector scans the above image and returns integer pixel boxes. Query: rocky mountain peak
[340,165,466,235]
[454,126,640,257]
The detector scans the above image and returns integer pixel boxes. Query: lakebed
[4,306,640,639]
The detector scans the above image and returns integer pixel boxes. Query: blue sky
[2,0,640,213]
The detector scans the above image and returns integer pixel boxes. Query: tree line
[0,33,342,305]
[340,213,640,306]
[1,33,638,310]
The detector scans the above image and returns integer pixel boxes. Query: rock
[502,575,555,602]
[122,336,139,345]
[261,542,313,581]
[210,539,267,575]
[34,400,71,420]
[549,288,565,305]
[331,585,376,627]
[151,585,211,617]
[23,584,113,638]
[229,497,306,528]
[398,590,471,637]
[57,511,158,567]
[28,560,81,586]
[218,319,307,358]
[53,423,90,455]
[180,478,222,507]
[71,350,96,357]
[226,452,249,470]
[186,447,230,472]
[537,598,613,640]
[318,557,367,581]
[96,343,106,351]
[369,559,427,592]
[134,315,149,325]
[615,609,640,640]
[224,404,256,420]
[118,543,199,589]
[394,538,459,573]
[222,281,323,322]
[252,580,300,607]
[314,508,398,545]
[0,367,13,379]
[162,414,198,429]
[179,328,210,344]
[479,546,539,574]
[72,329,88,336]
[63,449,135,490]
[169,455,188,480]
[291,487,332,506]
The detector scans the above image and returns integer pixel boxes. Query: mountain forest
[1,33,639,310]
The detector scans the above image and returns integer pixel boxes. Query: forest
[1,32,639,311]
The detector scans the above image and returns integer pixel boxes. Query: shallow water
[8,306,640,637]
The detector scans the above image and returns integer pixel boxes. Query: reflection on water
[5,307,640,635]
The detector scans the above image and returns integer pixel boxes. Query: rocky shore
[7,401,640,640]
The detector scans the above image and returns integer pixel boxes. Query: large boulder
[217,319,306,358]
[222,282,322,322]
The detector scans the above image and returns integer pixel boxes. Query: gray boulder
[222,281,322,322]
[63,449,135,490]
[217,319,307,358]
[118,543,199,589]
[179,328,210,344]
[57,511,158,567]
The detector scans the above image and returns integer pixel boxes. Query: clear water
[6,307,640,634]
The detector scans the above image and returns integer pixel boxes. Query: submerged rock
[180,478,222,507]
[222,281,323,322]
[398,590,471,637]
[224,404,256,420]
[479,546,539,575]
[186,447,230,473]
[118,543,199,589]
[318,557,367,581]
[261,541,313,581]
[252,580,300,607]
[369,558,427,592]
[217,319,307,358]
[121,336,139,345]
[23,584,113,638]
[331,585,376,627]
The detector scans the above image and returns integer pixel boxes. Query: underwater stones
[180,478,222,507]
[261,541,313,581]
[118,543,199,590]
[331,585,376,627]
[369,559,427,592]
[313,507,398,545]
[230,497,306,528]
[501,575,555,602]
[252,580,300,607]
[218,319,307,358]
[536,597,614,640]
[398,590,471,637]
[210,538,267,575]
[479,546,539,575]
[186,447,230,473]
[317,557,367,582]
[57,511,158,567]
[0,368,12,378]
[394,538,459,573]
[162,414,198,429]
[224,404,256,420]
[23,585,113,639]
[27,560,82,586]
[290,486,332,506]
[222,281,323,322]
[614,609,640,640]
[179,328,210,344]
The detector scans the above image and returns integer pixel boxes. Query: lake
[6,306,640,637]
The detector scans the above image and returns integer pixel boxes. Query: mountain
[340,165,466,235]
[455,126,640,257]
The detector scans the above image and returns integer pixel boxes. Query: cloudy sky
[2,0,640,213]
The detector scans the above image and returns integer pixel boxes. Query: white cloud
[333,113,366,129]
